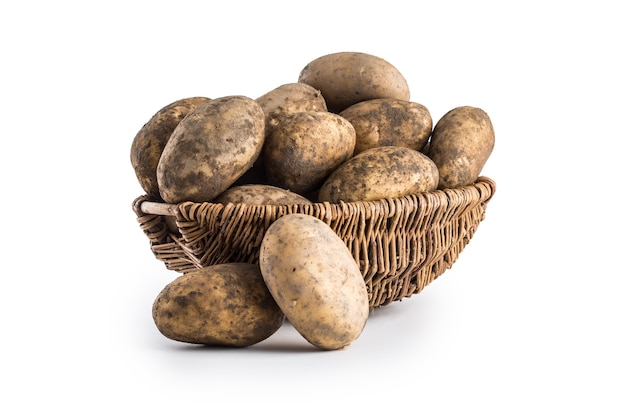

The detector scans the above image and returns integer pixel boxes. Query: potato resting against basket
[130,51,495,350]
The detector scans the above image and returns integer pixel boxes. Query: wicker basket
[133,176,496,309]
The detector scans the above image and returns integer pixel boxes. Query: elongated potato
[157,96,265,203]
[318,146,439,202]
[428,106,495,189]
[298,52,410,113]
[214,184,312,205]
[256,83,327,139]
[130,96,211,198]
[340,98,432,154]
[263,111,356,194]
[152,263,285,347]
[259,214,369,350]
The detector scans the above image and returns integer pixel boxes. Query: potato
[298,52,410,113]
[259,214,369,350]
[130,96,211,199]
[339,98,432,155]
[157,96,265,203]
[428,106,495,189]
[318,146,439,203]
[215,184,312,205]
[263,111,356,195]
[152,263,285,347]
[256,83,327,139]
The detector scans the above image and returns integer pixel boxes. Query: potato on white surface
[259,213,369,350]
[152,263,284,347]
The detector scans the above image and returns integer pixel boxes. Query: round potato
[428,106,495,189]
[298,52,410,113]
[318,146,439,203]
[152,263,285,347]
[214,184,312,205]
[157,96,265,203]
[340,98,432,154]
[256,83,328,139]
[130,96,211,199]
[263,111,356,195]
[259,213,369,350]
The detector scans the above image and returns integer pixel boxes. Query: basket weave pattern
[133,177,495,308]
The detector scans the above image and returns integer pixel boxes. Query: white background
[1,0,624,415]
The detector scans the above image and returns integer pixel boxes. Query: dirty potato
[152,263,285,347]
[318,146,439,203]
[259,213,369,350]
[156,96,265,203]
[214,184,312,205]
[298,52,410,113]
[130,96,211,199]
[263,111,356,195]
[256,83,328,139]
[339,98,432,154]
[428,106,495,189]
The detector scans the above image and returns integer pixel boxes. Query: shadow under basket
[133,176,496,309]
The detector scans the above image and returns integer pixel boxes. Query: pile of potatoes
[131,51,495,350]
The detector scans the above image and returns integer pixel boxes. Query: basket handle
[140,201,178,216]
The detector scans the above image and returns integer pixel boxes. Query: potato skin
[130,97,211,199]
[340,98,432,155]
[259,214,369,350]
[214,184,312,205]
[152,263,285,347]
[156,96,266,203]
[318,146,439,203]
[256,83,327,139]
[263,111,356,195]
[428,106,495,189]
[298,52,410,113]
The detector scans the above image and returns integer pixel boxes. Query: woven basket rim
[135,176,496,216]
